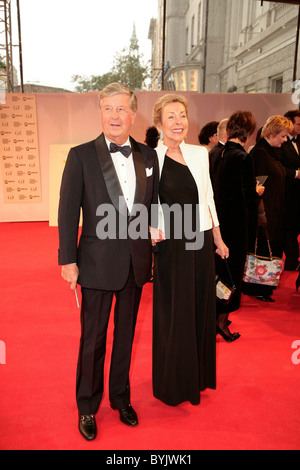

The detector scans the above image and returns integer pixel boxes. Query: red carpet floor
[0,222,300,451]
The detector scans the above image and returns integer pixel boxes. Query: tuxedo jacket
[209,141,225,166]
[281,138,300,171]
[58,133,158,290]
[280,138,300,225]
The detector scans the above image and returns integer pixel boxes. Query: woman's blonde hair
[153,94,188,126]
[261,115,293,138]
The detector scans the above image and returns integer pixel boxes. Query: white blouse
[155,140,219,236]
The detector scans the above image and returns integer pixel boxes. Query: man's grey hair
[99,82,138,113]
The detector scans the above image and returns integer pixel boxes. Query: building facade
[148,0,300,93]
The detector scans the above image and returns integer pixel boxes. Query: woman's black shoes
[216,326,240,342]
[256,295,275,302]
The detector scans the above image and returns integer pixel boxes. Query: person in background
[248,126,262,153]
[145,126,160,149]
[211,111,257,341]
[150,93,228,406]
[198,121,219,153]
[58,83,158,441]
[243,115,296,302]
[209,118,228,162]
[209,118,228,183]
[144,125,160,282]
[280,109,300,271]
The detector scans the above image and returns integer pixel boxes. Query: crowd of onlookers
[201,110,300,341]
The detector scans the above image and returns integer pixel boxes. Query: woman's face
[268,130,289,148]
[159,102,189,147]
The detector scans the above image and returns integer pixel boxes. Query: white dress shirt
[106,137,136,212]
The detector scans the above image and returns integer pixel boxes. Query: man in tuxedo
[280,109,300,270]
[209,119,228,165]
[209,118,228,182]
[58,83,158,441]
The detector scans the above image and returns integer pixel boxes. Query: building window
[271,76,283,93]
[246,84,256,93]
[197,2,202,43]
[186,26,189,55]
[191,15,195,51]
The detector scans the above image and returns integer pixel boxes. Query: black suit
[209,141,224,161]
[280,137,300,269]
[209,141,225,185]
[58,133,158,414]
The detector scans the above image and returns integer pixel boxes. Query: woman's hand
[149,226,166,246]
[256,184,265,196]
[212,226,229,259]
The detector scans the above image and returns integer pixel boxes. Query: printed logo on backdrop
[0,93,42,203]
[0,340,6,365]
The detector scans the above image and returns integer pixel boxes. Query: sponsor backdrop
[0,91,295,224]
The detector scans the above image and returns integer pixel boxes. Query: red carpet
[0,222,299,450]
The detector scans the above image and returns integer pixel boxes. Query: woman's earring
[160,130,163,140]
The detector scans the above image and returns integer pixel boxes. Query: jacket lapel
[130,137,147,207]
[95,133,125,213]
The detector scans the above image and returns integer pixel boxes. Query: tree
[0,55,6,71]
[72,24,149,92]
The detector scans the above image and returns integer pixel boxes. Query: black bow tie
[292,137,297,143]
[110,142,132,157]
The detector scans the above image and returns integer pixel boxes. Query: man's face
[293,116,300,136]
[100,94,136,145]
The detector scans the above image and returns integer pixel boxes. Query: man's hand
[61,264,79,290]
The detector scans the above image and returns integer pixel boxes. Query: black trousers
[76,265,142,415]
[284,227,300,269]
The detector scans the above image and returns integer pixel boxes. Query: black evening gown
[153,156,216,406]
[211,141,257,313]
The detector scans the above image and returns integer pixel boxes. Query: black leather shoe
[78,414,97,441]
[111,404,138,427]
[256,295,275,302]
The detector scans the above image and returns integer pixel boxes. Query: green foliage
[72,26,149,92]
[0,55,6,71]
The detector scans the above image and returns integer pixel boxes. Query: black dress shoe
[78,414,97,441]
[256,295,275,302]
[111,404,138,427]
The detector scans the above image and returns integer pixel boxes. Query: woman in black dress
[211,111,257,342]
[243,115,296,302]
[150,94,228,406]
